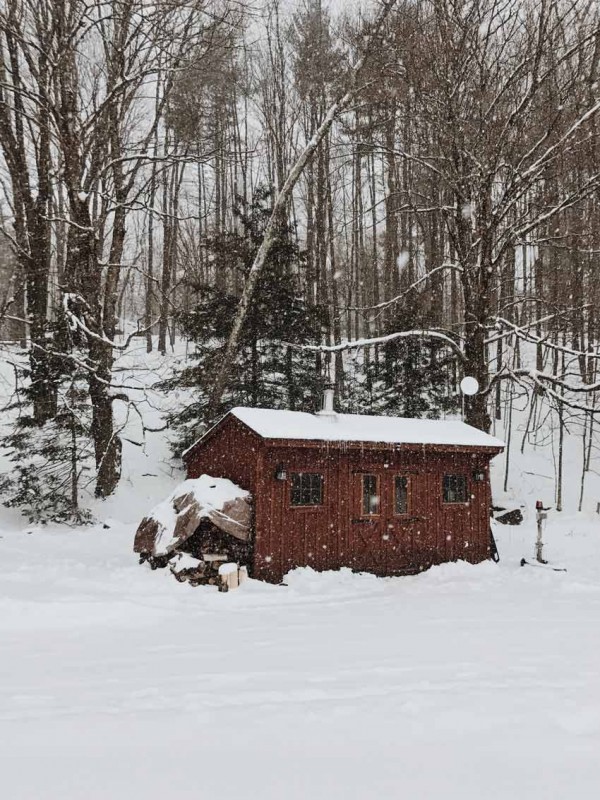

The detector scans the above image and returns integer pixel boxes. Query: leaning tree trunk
[206,0,400,420]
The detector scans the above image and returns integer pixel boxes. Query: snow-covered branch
[287,330,465,360]
[62,294,159,353]
[345,263,463,313]
[491,315,600,361]
[492,366,600,415]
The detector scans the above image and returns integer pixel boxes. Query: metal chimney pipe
[322,387,335,414]
[317,383,336,417]
[317,330,337,417]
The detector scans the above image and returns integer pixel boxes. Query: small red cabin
[182,407,504,583]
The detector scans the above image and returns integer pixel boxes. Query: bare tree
[0,0,57,421]
[0,0,236,496]
[337,0,600,430]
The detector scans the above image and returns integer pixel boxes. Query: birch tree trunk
[206,0,400,419]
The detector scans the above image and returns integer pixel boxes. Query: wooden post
[535,500,547,563]
[536,513,544,563]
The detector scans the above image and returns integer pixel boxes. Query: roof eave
[181,411,261,462]
[260,437,504,453]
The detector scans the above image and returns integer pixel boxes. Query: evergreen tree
[165,187,326,452]
[342,306,459,419]
[0,366,94,525]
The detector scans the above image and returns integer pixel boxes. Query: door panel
[349,472,386,573]
[438,469,473,562]
[382,473,429,573]
[276,453,330,575]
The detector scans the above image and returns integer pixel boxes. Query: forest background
[1,0,600,523]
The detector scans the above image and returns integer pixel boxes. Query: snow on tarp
[189,407,505,450]
[133,475,251,557]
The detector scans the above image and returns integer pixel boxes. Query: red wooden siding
[251,442,497,583]
[184,415,261,493]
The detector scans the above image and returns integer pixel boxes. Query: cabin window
[290,473,323,506]
[443,474,468,504]
[394,476,409,514]
[362,474,380,515]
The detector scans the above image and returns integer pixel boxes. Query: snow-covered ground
[2,517,599,799]
[1,345,600,799]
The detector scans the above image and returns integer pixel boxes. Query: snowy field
[1,349,600,799]
[2,514,600,798]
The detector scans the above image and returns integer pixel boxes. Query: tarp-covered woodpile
[134,475,252,585]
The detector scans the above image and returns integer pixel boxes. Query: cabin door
[350,472,386,574]
[381,472,429,573]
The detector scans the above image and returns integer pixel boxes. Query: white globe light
[460,376,479,396]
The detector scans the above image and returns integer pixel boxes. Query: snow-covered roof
[224,407,504,449]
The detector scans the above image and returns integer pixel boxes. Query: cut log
[219,562,240,591]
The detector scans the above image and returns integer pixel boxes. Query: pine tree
[165,187,326,452]
[342,306,458,419]
[0,369,94,525]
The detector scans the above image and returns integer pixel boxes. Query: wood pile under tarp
[134,475,252,558]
